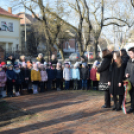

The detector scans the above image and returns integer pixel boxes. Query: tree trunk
[59,49,64,61]
[77,41,83,56]
[94,41,98,60]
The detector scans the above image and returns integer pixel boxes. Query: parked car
[69,52,81,63]
[84,51,101,62]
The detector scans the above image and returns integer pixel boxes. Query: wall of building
[0,15,20,52]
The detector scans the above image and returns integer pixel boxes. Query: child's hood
[13,68,21,74]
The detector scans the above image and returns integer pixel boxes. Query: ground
[0,90,134,134]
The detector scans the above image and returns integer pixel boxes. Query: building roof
[0,7,19,19]
[17,12,37,25]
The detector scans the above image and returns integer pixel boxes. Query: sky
[1,0,134,49]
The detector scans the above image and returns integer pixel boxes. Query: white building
[0,7,20,58]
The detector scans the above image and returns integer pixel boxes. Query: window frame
[1,21,7,31]
[8,22,13,32]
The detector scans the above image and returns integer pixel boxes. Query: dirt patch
[0,90,133,134]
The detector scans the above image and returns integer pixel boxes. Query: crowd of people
[97,45,134,114]
[0,53,92,98]
[0,45,134,114]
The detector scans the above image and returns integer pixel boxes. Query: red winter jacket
[90,68,97,81]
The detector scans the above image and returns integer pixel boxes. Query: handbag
[99,83,109,90]
[96,72,100,81]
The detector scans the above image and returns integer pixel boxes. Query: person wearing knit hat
[82,63,87,67]
[81,62,89,90]
[39,64,48,92]
[1,62,6,72]
[6,63,16,97]
[56,62,63,91]
[21,61,31,93]
[0,64,7,98]
[63,62,71,90]
[1,62,6,65]
[13,63,24,96]
[72,62,80,90]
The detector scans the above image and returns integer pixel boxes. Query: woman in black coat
[97,49,113,108]
[120,49,129,69]
[108,52,125,111]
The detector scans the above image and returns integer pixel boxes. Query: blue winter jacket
[6,70,16,82]
[72,68,80,80]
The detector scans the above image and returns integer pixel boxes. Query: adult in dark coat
[21,65,31,90]
[108,52,125,111]
[6,55,15,65]
[50,54,58,65]
[97,49,113,108]
[125,47,134,114]
[120,49,129,69]
[36,53,45,64]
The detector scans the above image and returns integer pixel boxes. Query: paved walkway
[0,90,134,134]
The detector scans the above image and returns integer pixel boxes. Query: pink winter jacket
[0,70,7,87]
[40,70,48,82]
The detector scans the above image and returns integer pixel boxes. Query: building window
[1,21,7,31]
[8,22,13,32]
[65,42,69,49]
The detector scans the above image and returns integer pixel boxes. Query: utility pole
[24,0,27,52]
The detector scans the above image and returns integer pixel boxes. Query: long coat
[109,61,125,95]
[97,54,112,83]
[125,59,134,85]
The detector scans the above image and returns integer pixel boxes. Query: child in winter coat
[21,64,31,91]
[69,64,74,90]
[1,62,7,72]
[6,64,16,97]
[90,60,100,90]
[0,64,7,98]
[13,64,24,96]
[81,63,89,90]
[39,64,48,92]
[31,64,41,94]
[63,63,71,90]
[56,62,63,91]
[51,64,57,90]
[72,63,80,90]
[46,64,52,90]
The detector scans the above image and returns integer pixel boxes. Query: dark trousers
[82,80,87,89]
[104,90,111,107]
[52,79,56,90]
[15,83,22,92]
[22,82,28,89]
[73,79,78,90]
[129,85,134,109]
[47,80,52,90]
[7,82,14,96]
[69,80,74,89]
[113,95,123,108]
[78,80,82,89]
[40,82,45,92]
[56,78,62,89]
[93,81,99,90]
[65,81,70,90]
[87,79,91,89]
